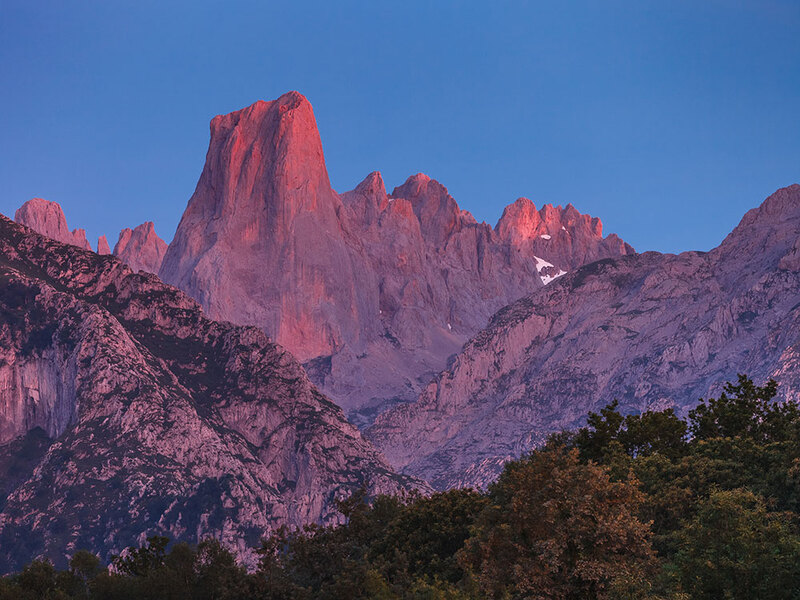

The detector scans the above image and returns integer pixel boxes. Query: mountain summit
[160,92,634,423]
[15,198,92,251]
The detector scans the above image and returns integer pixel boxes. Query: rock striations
[0,215,423,572]
[367,184,800,490]
[160,91,633,424]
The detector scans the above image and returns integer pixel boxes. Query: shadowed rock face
[15,198,92,251]
[0,215,423,573]
[367,184,800,490]
[160,91,633,424]
[113,221,167,274]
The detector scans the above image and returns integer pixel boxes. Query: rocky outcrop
[14,198,92,251]
[97,235,111,255]
[160,91,634,425]
[495,197,632,270]
[0,215,423,572]
[11,201,165,273]
[113,221,167,275]
[367,184,800,489]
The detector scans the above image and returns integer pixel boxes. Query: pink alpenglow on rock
[160,91,635,425]
[113,221,167,274]
[14,198,92,251]
[97,235,112,255]
[495,197,632,269]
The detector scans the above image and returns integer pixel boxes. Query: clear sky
[1,1,798,254]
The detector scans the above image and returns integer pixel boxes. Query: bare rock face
[496,197,632,270]
[113,222,167,274]
[97,235,111,255]
[160,92,634,425]
[0,215,423,572]
[14,198,92,251]
[367,184,800,489]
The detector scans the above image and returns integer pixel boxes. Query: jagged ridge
[367,184,800,489]
[0,215,423,572]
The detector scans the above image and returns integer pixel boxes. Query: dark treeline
[3,375,800,599]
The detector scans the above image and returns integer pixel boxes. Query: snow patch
[534,256,555,271]
[534,255,567,285]
[541,269,567,285]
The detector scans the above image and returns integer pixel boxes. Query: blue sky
[1,1,798,253]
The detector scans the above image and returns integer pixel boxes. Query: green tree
[688,375,798,443]
[369,489,488,586]
[674,488,800,599]
[111,535,170,578]
[193,538,248,600]
[574,401,687,462]
[460,447,657,599]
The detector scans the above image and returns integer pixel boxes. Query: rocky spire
[113,221,167,274]
[14,198,92,251]
[97,235,112,255]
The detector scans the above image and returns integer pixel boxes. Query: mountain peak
[495,198,540,242]
[114,221,167,274]
[735,183,800,229]
[391,173,439,199]
[174,90,336,240]
[160,92,636,419]
[14,198,92,251]
[97,234,111,255]
[496,200,605,242]
[160,92,350,360]
[355,171,387,197]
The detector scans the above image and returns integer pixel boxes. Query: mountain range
[0,215,420,572]
[367,183,800,488]
[2,90,797,568]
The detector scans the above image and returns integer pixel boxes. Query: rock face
[97,235,111,255]
[14,198,92,251]
[0,215,422,573]
[160,91,633,424]
[367,184,800,489]
[113,221,167,274]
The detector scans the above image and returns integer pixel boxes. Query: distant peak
[496,199,608,242]
[511,197,536,209]
[97,235,111,255]
[192,90,334,225]
[137,221,156,235]
[355,171,386,197]
[391,173,448,201]
[739,183,800,227]
[15,198,92,251]
[113,221,167,275]
[279,90,310,108]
